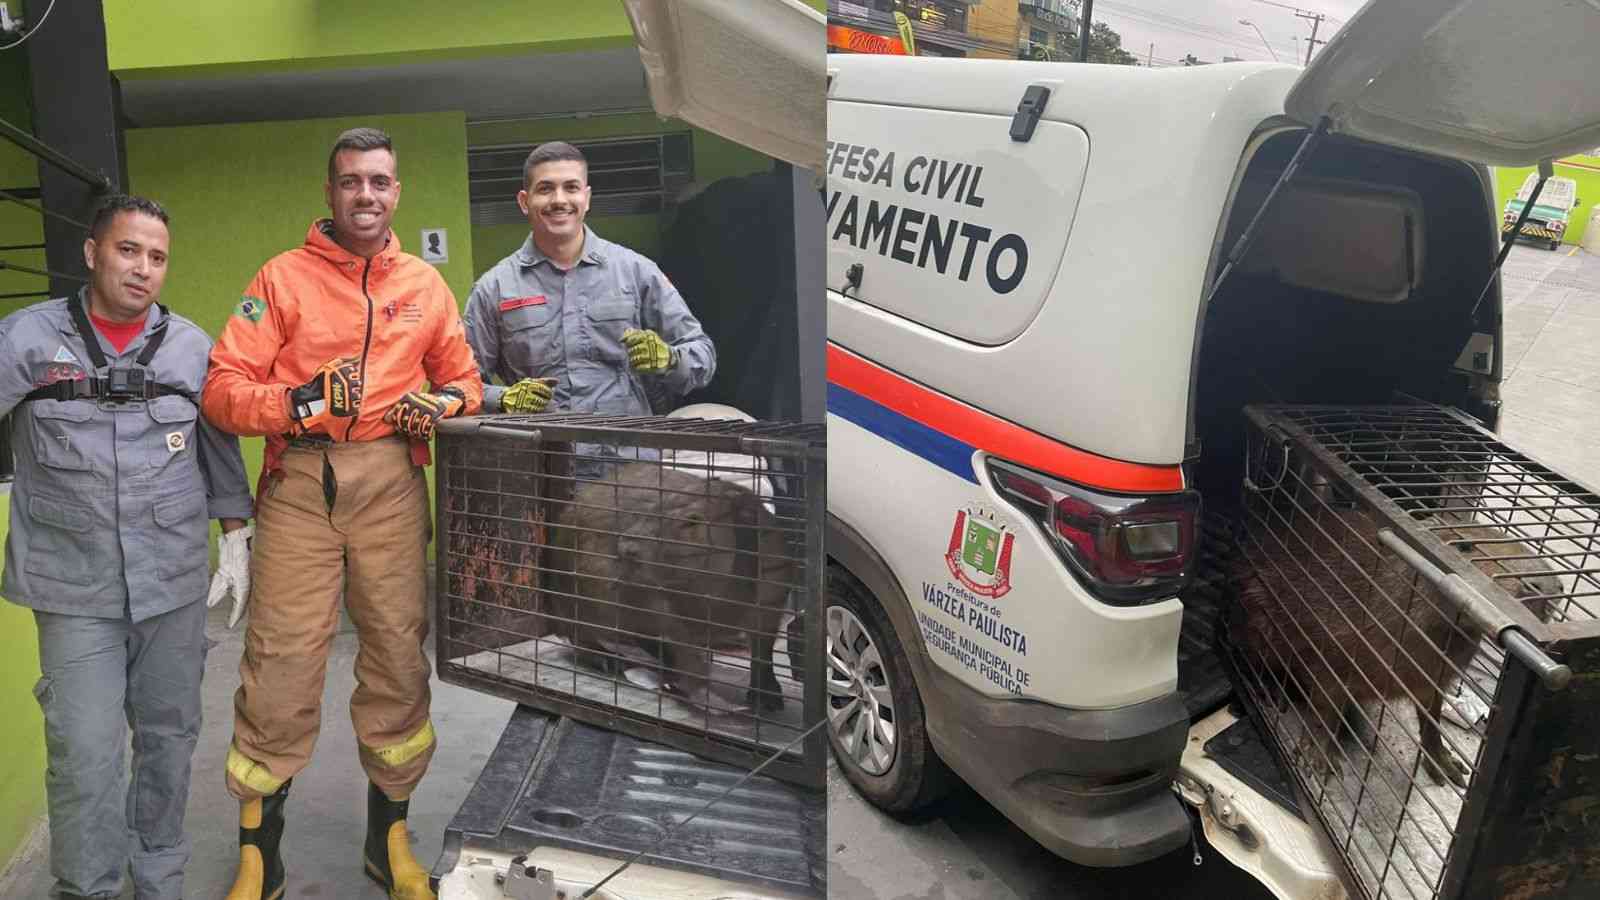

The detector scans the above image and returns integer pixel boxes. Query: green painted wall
[125,111,474,498]
[0,493,46,876]
[0,41,48,876]
[104,0,827,78]
[1494,158,1600,248]
[1,47,45,305]
[103,0,637,79]
[467,113,775,276]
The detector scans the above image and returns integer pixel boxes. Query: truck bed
[431,705,827,897]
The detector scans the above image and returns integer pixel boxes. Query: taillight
[988,458,1199,606]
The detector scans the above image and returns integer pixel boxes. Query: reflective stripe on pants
[227,436,436,801]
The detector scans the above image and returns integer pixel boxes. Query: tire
[1549,240,1561,251]
[825,563,952,812]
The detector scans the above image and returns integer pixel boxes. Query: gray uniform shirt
[463,228,716,416]
[0,291,254,622]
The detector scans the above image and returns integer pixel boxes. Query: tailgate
[432,706,827,898]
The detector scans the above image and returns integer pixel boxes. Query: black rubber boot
[363,782,435,899]
[224,779,289,900]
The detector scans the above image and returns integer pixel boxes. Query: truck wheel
[1549,239,1561,251]
[826,565,951,811]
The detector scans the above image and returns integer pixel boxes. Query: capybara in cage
[1230,504,1562,789]
[551,462,797,713]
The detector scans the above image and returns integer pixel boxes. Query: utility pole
[1147,42,1154,67]
[1253,1,1332,64]
[1295,9,1326,64]
[1076,0,1094,62]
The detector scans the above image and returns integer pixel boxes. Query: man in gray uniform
[463,141,715,475]
[0,195,254,900]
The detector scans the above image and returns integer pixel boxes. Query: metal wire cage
[1220,404,1600,900]
[433,412,826,789]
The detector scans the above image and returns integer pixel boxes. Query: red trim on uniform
[499,295,547,312]
[827,343,1185,494]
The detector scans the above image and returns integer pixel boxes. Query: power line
[1250,0,1338,62]
[1096,1,1300,55]
[1253,0,1344,25]
[1093,2,1298,61]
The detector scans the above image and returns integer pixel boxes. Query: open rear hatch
[1185,4,1600,899]
[1283,0,1600,166]
[623,0,825,172]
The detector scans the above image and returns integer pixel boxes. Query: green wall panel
[0,494,47,875]
[0,203,46,303]
[103,1,825,78]
[1,49,44,304]
[0,47,36,188]
[0,37,46,875]
[103,0,636,78]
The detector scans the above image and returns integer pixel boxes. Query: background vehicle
[1502,171,1579,250]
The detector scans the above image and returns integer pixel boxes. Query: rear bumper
[922,663,1193,867]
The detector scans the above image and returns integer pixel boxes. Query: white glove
[206,524,254,629]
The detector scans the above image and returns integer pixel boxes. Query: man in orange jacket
[202,127,483,900]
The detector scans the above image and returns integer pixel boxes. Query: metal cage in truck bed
[433,412,827,789]
[1219,403,1600,900]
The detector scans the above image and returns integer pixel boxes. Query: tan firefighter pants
[225,436,436,802]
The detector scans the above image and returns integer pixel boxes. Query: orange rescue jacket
[203,221,484,481]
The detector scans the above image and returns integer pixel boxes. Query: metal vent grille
[433,412,825,788]
[468,133,695,226]
[1221,403,1600,900]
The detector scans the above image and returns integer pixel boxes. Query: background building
[828,0,1017,58]
[1016,0,1079,60]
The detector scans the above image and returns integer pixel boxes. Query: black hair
[89,194,169,241]
[522,141,587,189]
[327,127,395,180]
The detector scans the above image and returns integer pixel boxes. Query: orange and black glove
[288,357,363,436]
[385,387,466,440]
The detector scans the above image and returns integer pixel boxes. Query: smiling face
[83,211,170,322]
[325,147,401,257]
[519,159,591,244]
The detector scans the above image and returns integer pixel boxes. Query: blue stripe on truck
[826,382,978,483]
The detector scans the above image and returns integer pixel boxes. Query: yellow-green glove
[502,377,555,414]
[622,328,676,374]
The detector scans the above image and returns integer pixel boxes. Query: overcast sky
[1075,0,1368,67]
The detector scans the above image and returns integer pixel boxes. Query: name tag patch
[500,295,547,312]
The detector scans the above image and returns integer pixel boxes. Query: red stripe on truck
[827,343,1185,494]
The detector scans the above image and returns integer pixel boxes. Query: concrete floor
[825,243,1600,900]
[0,598,517,899]
[1494,243,1600,491]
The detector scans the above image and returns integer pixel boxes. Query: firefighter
[462,141,715,475]
[0,194,254,900]
[201,127,483,900]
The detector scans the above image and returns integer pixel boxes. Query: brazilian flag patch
[236,295,267,323]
